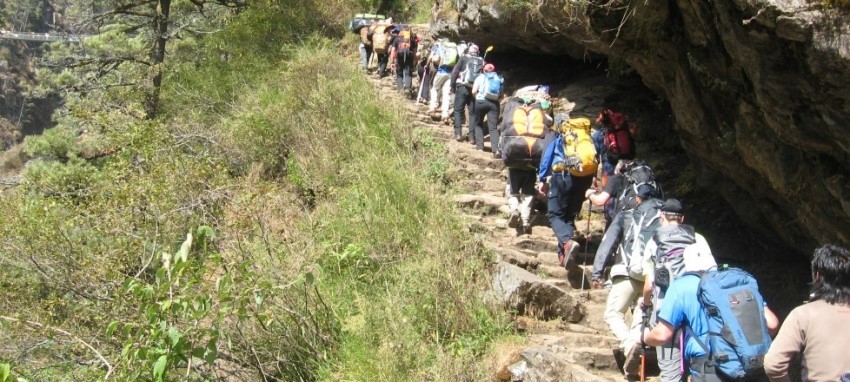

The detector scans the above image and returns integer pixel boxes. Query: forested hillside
[0,1,507,381]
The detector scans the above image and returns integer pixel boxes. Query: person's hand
[585,188,596,199]
[640,300,652,314]
[540,182,549,195]
[592,278,603,289]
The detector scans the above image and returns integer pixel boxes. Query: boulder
[491,261,586,322]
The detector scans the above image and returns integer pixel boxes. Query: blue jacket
[538,134,566,183]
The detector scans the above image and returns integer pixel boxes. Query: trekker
[538,108,581,268]
[642,242,779,382]
[557,114,596,232]
[359,19,375,71]
[502,96,554,236]
[588,160,660,287]
[450,44,483,142]
[389,25,417,94]
[764,244,850,382]
[639,198,708,382]
[371,21,392,78]
[597,185,662,376]
[427,39,457,123]
[471,63,503,155]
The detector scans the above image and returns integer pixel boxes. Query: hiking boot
[522,225,532,236]
[453,134,463,142]
[563,240,579,261]
[623,343,642,376]
[507,210,521,229]
[493,151,501,159]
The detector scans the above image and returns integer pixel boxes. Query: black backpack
[460,55,484,85]
[614,160,660,212]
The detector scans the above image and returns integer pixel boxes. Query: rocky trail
[362,27,659,381]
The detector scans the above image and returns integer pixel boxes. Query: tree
[35,0,246,119]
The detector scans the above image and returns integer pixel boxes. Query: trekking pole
[639,312,649,382]
[482,45,494,61]
[416,64,428,104]
[579,198,592,299]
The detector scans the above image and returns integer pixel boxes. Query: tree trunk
[145,0,170,119]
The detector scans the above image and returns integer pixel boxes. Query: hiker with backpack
[389,25,417,95]
[471,63,503,155]
[450,44,483,142]
[555,114,597,230]
[636,198,715,382]
[359,19,375,71]
[588,160,661,288]
[371,21,393,78]
[537,108,585,267]
[427,39,458,124]
[595,108,637,188]
[642,240,779,382]
[595,184,664,377]
[501,96,555,236]
[764,244,850,382]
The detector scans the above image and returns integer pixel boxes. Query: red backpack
[597,108,637,160]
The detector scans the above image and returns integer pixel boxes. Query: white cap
[683,238,717,273]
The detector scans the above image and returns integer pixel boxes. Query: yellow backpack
[561,117,598,177]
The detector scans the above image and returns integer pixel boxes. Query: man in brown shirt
[764,244,850,382]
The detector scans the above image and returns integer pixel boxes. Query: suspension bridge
[0,30,87,43]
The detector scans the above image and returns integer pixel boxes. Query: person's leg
[440,78,451,120]
[402,52,413,92]
[453,86,468,139]
[359,44,368,70]
[420,68,431,102]
[365,46,373,69]
[546,172,575,255]
[465,90,476,142]
[517,170,537,231]
[429,73,446,111]
[567,175,594,221]
[654,319,684,382]
[486,100,500,154]
[377,53,387,77]
[604,277,639,351]
[591,212,624,281]
[395,54,403,89]
[473,100,486,150]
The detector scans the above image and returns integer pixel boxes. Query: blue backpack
[686,266,773,380]
[484,72,502,101]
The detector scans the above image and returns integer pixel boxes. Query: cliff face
[433,0,850,254]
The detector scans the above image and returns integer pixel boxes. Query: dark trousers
[508,168,537,195]
[473,98,500,152]
[418,65,431,101]
[591,209,632,281]
[395,50,414,92]
[567,175,594,222]
[547,172,575,256]
[453,85,475,139]
[377,52,389,77]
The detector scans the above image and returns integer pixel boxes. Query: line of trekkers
[349,14,850,382]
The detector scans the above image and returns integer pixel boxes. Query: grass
[0,3,515,380]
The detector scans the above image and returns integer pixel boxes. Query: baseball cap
[683,240,717,272]
[660,198,684,215]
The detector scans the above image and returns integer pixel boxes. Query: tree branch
[0,315,114,379]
